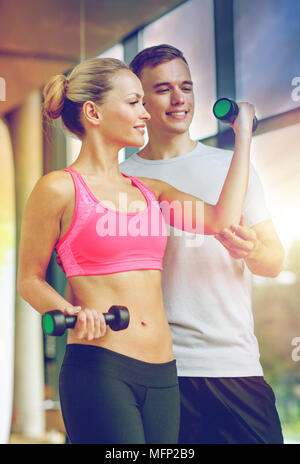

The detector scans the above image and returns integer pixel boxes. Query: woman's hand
[230,102,255,136]
[64,306,107,341]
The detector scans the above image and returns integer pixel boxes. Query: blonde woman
[17,57,255,444]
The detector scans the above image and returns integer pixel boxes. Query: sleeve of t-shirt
[242,163,271,227]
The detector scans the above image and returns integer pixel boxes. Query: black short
[59,344,180,444]
[178,376,284,444]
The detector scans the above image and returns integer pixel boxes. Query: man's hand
[214,214,259,259]
[215,215,284,277]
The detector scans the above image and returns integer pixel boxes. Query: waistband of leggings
[62,344,178,388]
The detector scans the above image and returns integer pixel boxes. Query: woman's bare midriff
[67,269,174,364]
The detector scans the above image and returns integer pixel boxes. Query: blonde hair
[43,58,129,138]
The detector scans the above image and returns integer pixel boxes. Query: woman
[17,57,255,444]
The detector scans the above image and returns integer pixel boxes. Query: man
[120,44,285,444]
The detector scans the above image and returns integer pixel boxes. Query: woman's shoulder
[35,169,73,193]
[29,170,74,211]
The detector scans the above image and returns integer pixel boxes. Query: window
[234,0,300,119]
[97,43,123,60]
[251,123,300,249]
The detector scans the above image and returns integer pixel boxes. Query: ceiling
[0,0,185,116]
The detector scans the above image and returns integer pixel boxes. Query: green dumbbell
[213,98,258,132]
[42,305,129,336]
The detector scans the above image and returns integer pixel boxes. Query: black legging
[59,344,180,444]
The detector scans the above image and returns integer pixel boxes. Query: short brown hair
[130,44,189,78]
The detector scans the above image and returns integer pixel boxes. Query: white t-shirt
[120,142,270,377]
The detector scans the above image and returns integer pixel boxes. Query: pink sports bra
[55,167,168,277]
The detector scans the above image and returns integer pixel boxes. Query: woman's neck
[71,132,122,180]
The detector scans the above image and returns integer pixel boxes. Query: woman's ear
[82,101,101,127]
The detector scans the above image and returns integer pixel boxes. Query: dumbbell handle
[64,312,116,329]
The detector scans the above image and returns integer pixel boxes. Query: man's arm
[215,215,285,277]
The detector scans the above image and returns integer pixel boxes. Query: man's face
[139,58,194,135]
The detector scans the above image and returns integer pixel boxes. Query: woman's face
[95,69,150,148]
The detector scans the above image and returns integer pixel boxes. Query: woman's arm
[141,103,255,235]
[17,171,106,341]
[17,171,73,313]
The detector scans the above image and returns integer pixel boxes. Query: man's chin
[165,124,191,135]
[163,117,192,133]
[148,119,192,135]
